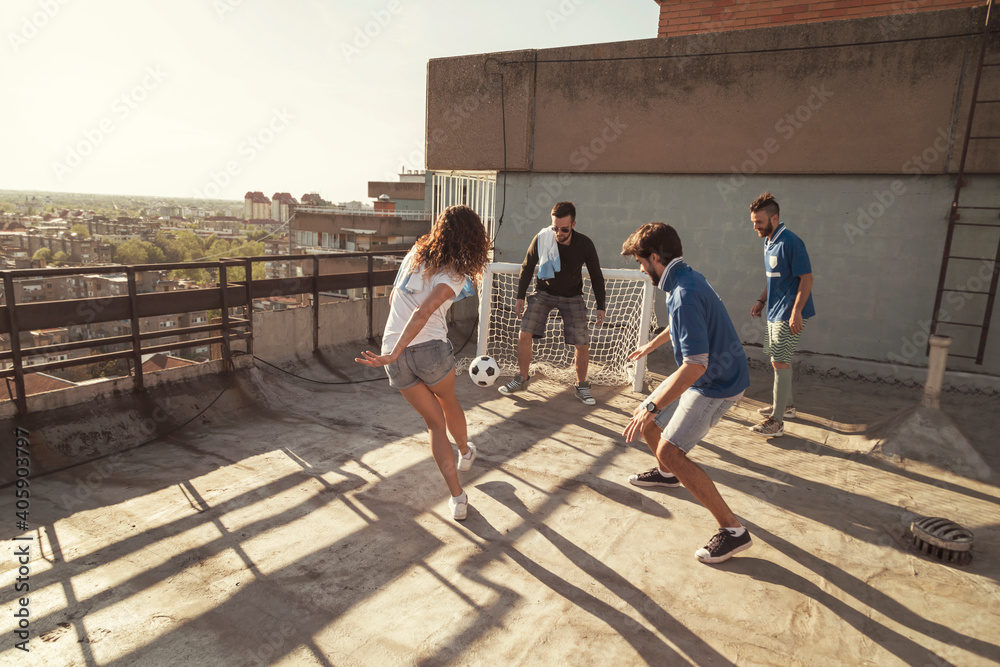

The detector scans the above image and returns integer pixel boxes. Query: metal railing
[0,251,405,415]
[293,206,431,219]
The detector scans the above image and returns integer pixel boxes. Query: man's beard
[648,267,661,287]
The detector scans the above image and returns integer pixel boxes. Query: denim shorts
[385,339,455,390]
[520,291,590,345]
[654,388,738,453]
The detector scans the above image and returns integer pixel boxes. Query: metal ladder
[929,0,1000,365]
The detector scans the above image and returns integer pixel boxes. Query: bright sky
[1,0,658,204]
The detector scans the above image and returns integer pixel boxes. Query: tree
[70,224,90,238]
[32,247,52,261]
[51,251,69,265]
[114,238,148,265]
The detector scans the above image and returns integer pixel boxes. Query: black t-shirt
[516,230,606,310]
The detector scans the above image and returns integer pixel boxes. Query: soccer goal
[476,262,657,393]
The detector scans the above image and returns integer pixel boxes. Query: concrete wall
[426,7,996,175]
[295,211,432,237]
[251,294,479,363]
[491,171,1000,377]
[425,5,999,378]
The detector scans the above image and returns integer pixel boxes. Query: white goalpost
[475,262,657,393]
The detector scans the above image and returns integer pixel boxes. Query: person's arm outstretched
[355,283,457,367]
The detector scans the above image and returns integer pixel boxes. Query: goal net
[473,262,656,392]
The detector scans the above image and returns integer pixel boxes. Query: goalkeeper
[498,201,606,405]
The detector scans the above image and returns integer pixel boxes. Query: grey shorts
[385,339,455,390]
[654,388,738,453]
[520,291,590,346]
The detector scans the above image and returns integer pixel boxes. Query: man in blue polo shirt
[749,192,815,437]
[621,222,752,565]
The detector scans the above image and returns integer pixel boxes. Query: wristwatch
[642,400,658,414]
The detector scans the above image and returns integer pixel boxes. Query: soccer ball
[468,356,500,387]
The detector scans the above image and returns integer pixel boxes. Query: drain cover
[910,516,974,566]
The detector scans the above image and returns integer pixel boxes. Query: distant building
[243,192,271,221]
[367,170,430,214]
[271,192,297,223]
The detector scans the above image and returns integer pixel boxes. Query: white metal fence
[432,171,497,242]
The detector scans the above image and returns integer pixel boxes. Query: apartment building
[271,192,297,222]
[244,191,271,220]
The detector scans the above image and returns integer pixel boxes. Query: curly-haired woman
[355,205,490,520]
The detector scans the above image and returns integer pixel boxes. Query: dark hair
[412,205,491,280]
[750,192,780,217]
[551,201,576,221]
[621,223,683,263]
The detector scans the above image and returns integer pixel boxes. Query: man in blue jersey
[748,192,815,438]
[621,223,752,564]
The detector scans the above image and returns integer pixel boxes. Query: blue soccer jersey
[660,259,750,399]
[764,223,815,323]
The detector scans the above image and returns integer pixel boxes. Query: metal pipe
[923,335,952,409]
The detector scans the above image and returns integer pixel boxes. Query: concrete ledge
[745,345,1000,396]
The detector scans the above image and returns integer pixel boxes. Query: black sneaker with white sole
[695,528,753,564]
[575,381,596,406]
[628,467,681,488]
[498,374,528,395]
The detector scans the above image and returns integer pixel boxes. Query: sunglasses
[551,226,571,233]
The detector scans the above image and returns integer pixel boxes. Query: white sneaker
[449,493,468,521]
[457,442,477,472]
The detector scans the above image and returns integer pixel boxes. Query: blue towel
[537,227,560,280]
[394,251,475,302]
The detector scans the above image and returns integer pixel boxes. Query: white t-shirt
[381,249,466,355]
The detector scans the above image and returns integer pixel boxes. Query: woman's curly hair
[411,205,491,280]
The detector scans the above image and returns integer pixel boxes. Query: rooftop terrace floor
[2,340,999,666]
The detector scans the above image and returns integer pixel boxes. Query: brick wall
[656,0,983,37]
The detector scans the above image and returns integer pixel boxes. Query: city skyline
[2,1,658,205]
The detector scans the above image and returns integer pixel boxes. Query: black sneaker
[498,374,528,395]
[695,528,753,564]
[628,467,680,488]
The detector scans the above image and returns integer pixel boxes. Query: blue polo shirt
[764,223,815,323]
[659,259,750,399]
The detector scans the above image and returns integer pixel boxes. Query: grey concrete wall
[252,294,479,363]
[252,298,391,362]
[491,172,1000,377]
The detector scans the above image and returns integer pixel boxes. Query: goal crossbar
[476,262,656,393]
